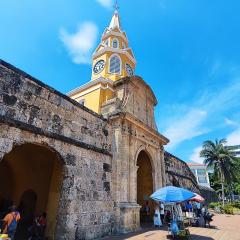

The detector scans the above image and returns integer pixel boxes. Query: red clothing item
[38,216,46,226]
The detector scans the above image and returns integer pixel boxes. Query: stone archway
[136,150,154,225]
[0,143,63,240]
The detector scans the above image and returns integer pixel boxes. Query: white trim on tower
[93,47,136,65]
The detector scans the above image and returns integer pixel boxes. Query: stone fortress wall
[164,151,199,193]
[164,152,219,204]
[0,59,211,239]
[0,60,115,239]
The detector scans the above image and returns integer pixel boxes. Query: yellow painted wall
[46,158,63,240]
[73,87,101,113]
[71,83,114,114]
[0,161,14,201]
[99,87,114,106]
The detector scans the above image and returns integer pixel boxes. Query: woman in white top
[175,203,184,221]
[153,205,162,227]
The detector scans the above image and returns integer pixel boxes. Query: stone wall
[164,151,199,193]
[0,60,115,239]
[1,59,199,239]
[0,60,111,156]
[102,76,158,130]
[101,76,169,232]
[199,186,219,204]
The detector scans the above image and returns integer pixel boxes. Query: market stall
[150,186,196,239]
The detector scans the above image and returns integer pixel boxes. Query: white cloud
[96,0,113,9]
[161,75,240,149]
[164,110,208,149]
[227,128,240,146]
[189,128,240,164]
[201,78,240,112]
[225,118,238,126]
[190,146,204,164]
[60,22,98,64]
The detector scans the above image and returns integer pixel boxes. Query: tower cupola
[68,3,136,114]
[91,7,136,81]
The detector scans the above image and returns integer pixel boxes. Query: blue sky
[0,0,240,163]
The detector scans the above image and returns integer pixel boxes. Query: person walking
[196,202,201,217]
[30,212,47,240]
[153,205,162,227]
[185,201,193,212]
[159,202,165,224]
[3,205,20,239]
[37,212,47,239]
[144,201,151,222]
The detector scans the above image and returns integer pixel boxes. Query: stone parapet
[0,60,112,154]
[164,151,199,192]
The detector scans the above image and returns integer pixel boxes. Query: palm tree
[200,139,237,206]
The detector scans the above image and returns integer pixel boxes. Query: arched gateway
[0,143,63,239]
[136,150,154,225]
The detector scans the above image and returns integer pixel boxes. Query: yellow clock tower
[91,9,136,81]
[68,7,136,113]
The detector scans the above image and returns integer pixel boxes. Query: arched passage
[136,150,154,225]
[0,143,63,240]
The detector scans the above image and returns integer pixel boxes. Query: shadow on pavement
[209,225,218,230]
[189,235,214,240]
[102,226,218,240]
[102,226,169,239]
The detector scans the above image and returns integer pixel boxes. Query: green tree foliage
[200,139,239,206]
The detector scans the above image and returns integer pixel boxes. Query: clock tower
[68,7,136,113]
[91,9,136,81]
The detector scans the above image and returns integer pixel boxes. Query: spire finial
[113,0,119,12]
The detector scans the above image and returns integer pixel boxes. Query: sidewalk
[103,214,240,240]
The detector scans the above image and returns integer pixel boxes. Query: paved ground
[103,214,240,240]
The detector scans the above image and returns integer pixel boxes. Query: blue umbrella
[150,186,196,203]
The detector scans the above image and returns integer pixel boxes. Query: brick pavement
[103,214,240,240]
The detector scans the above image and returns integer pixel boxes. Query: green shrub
[223,204,234,214]
[232,200,240,209]
[209,202,221,209]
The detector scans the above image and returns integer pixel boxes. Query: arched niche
[136,150,154,225]
[0,143,63,240]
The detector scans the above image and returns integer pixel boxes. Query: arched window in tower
[109,54,121,74]
[112,38,119,48]
[105,38,109,46]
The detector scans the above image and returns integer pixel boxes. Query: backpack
[7,213,18,234]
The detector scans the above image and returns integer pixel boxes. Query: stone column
[160,146,166,187]
[129,165,139,203]
[120,129,130,202]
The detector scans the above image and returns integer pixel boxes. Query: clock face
[93,60,105,74]
[126,63,134,76]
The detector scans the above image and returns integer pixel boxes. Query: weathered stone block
[103,163,111,172]
[65,153,76,166]
[103,181,111,192]
[2,93,17,106]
